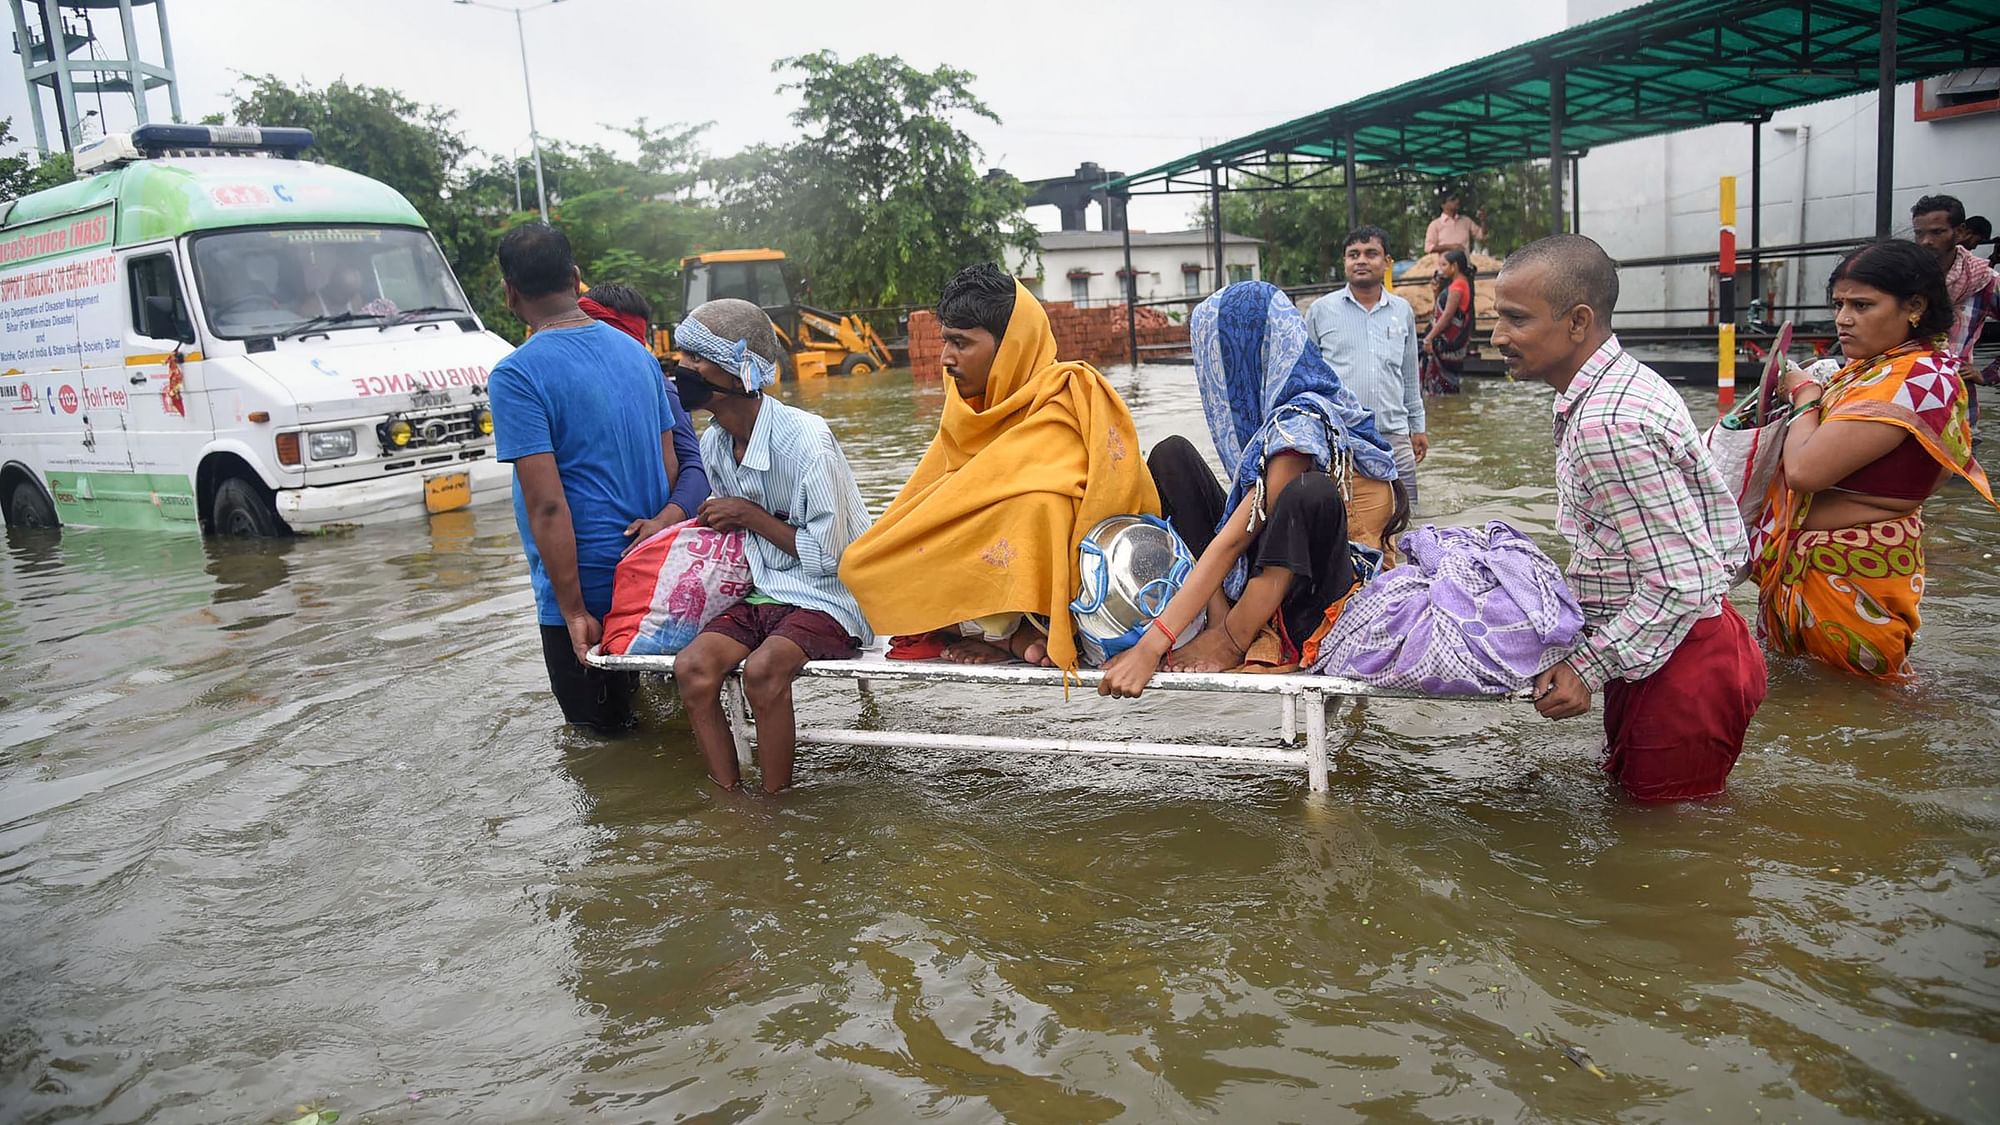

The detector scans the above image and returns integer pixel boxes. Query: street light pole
[512,6,550,223]
[454,0,565,223]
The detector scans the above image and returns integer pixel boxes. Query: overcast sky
[0,0,1565,232]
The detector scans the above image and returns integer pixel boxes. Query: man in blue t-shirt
[488,222,681,731]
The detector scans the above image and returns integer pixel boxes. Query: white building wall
[1011,238,1261,306]
[1567,0,2000,331]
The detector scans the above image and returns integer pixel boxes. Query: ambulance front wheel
[3,475,58,529]
[210,476,288,538]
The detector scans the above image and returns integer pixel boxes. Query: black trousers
[1147,435,1353,648]
[538,624,639,733]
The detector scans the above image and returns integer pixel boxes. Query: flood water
[3,366,1997,1124]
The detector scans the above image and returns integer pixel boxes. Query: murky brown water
[3,367,1997,1124]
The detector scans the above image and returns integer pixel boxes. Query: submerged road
[2,367,1997,1122]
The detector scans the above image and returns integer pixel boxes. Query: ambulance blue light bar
[131,124,314,155]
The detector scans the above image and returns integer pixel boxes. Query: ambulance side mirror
[143,295,195,344]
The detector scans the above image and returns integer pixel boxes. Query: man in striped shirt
[668,299,873,794]
[1492,235,1767,801]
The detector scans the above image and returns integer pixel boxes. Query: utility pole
[454,0,565,223]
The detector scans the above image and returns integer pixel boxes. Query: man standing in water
[488,223,684,732]
[1490,234,1766,801]
[1307,226,1427,506]
[1910,195,1999,417]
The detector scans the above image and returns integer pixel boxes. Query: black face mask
[670,364,759,412]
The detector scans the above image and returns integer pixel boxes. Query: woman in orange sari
[1756,240,1998,677]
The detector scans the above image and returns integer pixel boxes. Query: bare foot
[943,637,1014,664]
[1163,628,1244,673]
[1005,621,1055,667]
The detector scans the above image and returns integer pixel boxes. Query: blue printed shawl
[1192,281,1396,517]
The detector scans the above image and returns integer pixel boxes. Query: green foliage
[0,119,77,201]
[195,56,1036,340]
[706,52,1039,310]
[224,76,519,336]
[1204,159,1556,286]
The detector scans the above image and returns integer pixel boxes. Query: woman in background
[1421,249,1475,394]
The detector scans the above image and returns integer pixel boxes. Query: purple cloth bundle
[1308,521,1583,694]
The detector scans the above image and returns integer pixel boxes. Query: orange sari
[1752,341,1996,677]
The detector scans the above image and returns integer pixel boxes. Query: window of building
[1917,68,2000,121]
[1227,264,1253,284]
[1183,268,1202,296]
[1070,275,1089,304]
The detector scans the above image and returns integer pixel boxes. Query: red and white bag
[1702,322,1794,583]
[601,520,753,656]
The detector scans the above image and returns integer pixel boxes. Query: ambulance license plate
[424,471,471,514]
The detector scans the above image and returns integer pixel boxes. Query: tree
[1204,159,1556,286]
[225,76,516,336]
[0,119,77,201]
[708,52,1038,310]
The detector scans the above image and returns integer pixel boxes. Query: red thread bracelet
[1151,617,1179,647]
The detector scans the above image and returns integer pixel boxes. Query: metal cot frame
[589,650,1518,792]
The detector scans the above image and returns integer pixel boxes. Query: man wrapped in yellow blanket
[840,264,1160,671]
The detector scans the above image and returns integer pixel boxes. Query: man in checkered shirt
[1491,235,1768,801]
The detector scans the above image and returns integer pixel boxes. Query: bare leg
[673,631,753,789]
[1168,566,1294,672]
[741,634,812,794]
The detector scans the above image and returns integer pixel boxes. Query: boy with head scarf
[838,264,1160,672]
[668,298,873,794]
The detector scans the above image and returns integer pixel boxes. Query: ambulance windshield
[189,226,470,339]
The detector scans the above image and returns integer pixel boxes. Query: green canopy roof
[1110,0,2000,193]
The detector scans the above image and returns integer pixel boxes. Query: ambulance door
[116,250,205,526]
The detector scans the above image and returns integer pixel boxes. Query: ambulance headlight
[380,418,414,448]
[472,407,493,436]
[308,429,357,461]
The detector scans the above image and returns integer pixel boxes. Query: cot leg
[723,675,754,770]
[1304,689,1329,793]
[1281,694,1298,745]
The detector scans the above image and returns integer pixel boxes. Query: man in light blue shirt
[666,299,873,795]
[1305,225,1428,506]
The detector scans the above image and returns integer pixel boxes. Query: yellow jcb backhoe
[673,249,894,379]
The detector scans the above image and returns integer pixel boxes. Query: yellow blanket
[839,282,1160,670]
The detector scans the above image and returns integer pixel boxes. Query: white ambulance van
[0,124,514,535]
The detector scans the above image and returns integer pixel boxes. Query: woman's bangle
[1791,398,1823,419]
[1150,617,1178,648]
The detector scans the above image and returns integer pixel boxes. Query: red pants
[1601,602,1767,801]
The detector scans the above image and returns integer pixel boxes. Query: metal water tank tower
[8,0,181,155]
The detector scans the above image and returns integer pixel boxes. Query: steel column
[1570,155,1580,234]
[1548,67,1566,237]
[1210,165,1225,290]
[1344,130,1359,231]
[1874,0,1896,237]
[1749,120,1763,316]
[36,0,72,151]
[1122,212,1138,366]
[155,0,182,121]
[116,0,147,125]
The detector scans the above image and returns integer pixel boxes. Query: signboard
[0,204,122,375]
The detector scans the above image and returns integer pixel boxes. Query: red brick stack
[907,309,944,378]
[904,302,1191,380]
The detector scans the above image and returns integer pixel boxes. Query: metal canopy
[1109,0,2000,195]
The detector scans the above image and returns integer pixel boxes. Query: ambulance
[0,124,514,535]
